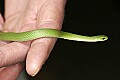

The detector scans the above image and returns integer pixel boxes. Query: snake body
[0,28,108,42]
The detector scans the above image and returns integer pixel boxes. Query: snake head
[97,35,108,41]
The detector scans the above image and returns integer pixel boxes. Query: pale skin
[0,0,67,79]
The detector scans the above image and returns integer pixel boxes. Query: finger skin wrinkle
[0,63,24,80]
[0,42,29,67]
[0,50,6,67]
[31,38,56,50]
[0,41,8,47]
[37,0,65,29]
[3,12,22,32]
[37,21,62,30]
[5,0,29,19]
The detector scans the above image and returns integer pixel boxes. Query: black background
[0,0,120,80]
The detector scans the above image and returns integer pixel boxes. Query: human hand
[0,0,66,79]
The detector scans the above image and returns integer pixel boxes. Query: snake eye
[102,37,106,40]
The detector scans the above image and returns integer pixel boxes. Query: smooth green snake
[0,28,108,42]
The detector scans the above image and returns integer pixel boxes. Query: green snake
[0,28,108,42]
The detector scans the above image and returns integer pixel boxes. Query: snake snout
[101,35,108,41]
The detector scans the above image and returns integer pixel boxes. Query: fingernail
[32,66,41,77]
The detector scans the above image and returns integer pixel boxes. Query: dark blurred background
[0,0,120,80]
